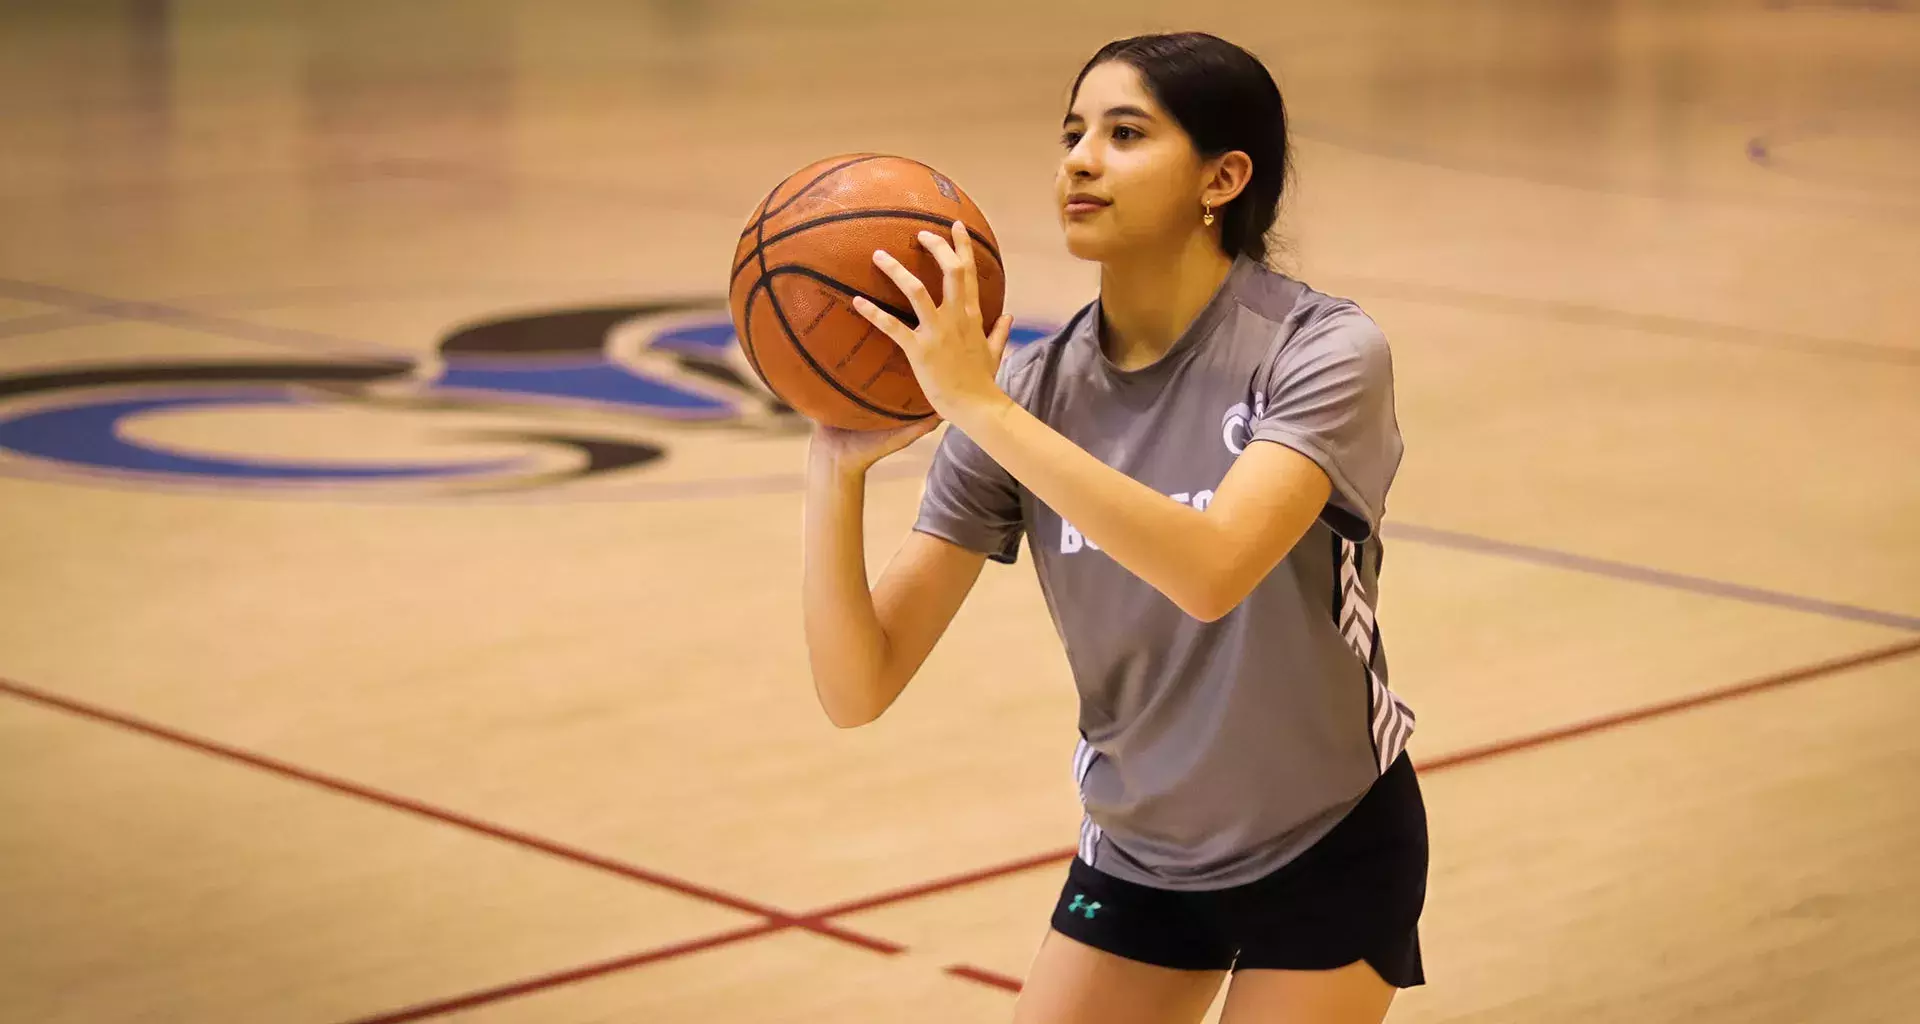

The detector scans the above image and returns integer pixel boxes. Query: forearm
[799,451,899,726]
[951,396,1234,619]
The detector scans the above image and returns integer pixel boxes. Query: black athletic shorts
[1049,751,1428,988]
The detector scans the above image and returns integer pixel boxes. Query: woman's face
[1056,61,1206,264]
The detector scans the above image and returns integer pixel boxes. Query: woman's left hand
[851,220,1015,427]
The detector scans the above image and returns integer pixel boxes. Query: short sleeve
[911,347,1038,564]
[1247,308,1403,542]
[913,423,1024,564]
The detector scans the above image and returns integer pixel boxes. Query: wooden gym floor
[1,1,1915,1021]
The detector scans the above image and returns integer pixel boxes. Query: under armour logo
[1067,894,1102,919]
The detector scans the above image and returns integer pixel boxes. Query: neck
[1097,234,1237,371]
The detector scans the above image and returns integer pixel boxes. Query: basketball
[729,153,1006,432]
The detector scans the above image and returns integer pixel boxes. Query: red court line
[944,964,1025,993]
[1415,636,1920,772]
[930,635,1920,995]
[824,635,1920,925]
[334,634,1920,1018]
[341,922,787,1024]
[797,848,1079,922]
[7,636,1916,1021]
[0,676,903,958]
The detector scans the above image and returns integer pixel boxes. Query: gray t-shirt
[913,256,1415,890]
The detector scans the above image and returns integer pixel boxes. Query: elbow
[1181,598,1233,624]
[825,704,881,729]
[819,693,882,729]
[1179,574,1252,623]
[815,674,898,729]
[1167,527,1261,622]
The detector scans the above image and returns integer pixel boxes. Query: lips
[1063,193,1110,215]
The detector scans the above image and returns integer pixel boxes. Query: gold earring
[1202,200,1215,227]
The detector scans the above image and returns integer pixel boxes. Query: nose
[1062,135,1100,180]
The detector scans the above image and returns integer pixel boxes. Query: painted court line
[4,637,1898,1022]
[1415,635,1920,771]
[0,277,406,358]
[341,922,787,1024]
[344,634,1920,1017]
[929,635,1920,994]
[1386,523,1920,633]
[0,676,904,960]
[2,643,1914,1022]
[0,309,100,340]
[882,635,1920,922]
[4,281,1915,637]
[944,964,1025,994]
[8,637,1919,1020]
[1338,274,1920,367]
[797,848,1079,923]
[5,635,1915,1019]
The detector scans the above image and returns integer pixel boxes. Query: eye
[1060,129,1084,149]
[1112,125,1142,142]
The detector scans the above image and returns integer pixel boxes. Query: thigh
[1219,961,1395,1024]
[1013,929,1226,1024]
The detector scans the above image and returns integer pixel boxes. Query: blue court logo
[0,298,1050,496]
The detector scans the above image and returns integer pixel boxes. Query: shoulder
[1230,264,1383,344]
[1235,271,1390,379]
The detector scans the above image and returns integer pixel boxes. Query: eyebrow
[1062,105,1158,127]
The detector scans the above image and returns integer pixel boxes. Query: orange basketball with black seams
[729,153,1006,432]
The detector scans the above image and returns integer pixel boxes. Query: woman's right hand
[808,417,944,477]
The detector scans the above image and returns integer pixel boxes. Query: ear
[1201,150,1254,208]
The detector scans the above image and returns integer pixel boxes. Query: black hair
[1069,32,1291,263]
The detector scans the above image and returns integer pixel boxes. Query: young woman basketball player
[801,32,1425,1024]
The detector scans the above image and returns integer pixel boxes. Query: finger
[872,249,939,328]
[986,314,1013,366]
[916,229,960,273]
[951,220,982,323]
[916,229,966,320]
[850,294,920,352]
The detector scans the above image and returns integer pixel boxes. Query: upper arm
[868,529,993,707]
[885,415,1019,694]
[1246,313,1402,542]
[855,377,1027,717]
[914,422,1025,565]
[1200,440,1333,619]
[1194,310,1398,619]
[913,342,1046,565]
